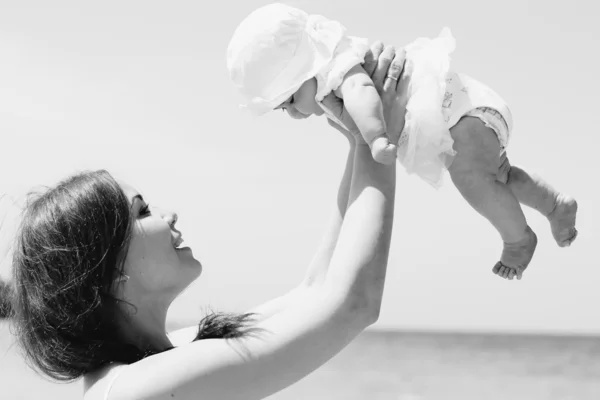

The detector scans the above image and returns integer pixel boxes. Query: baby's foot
[492,226,538,280]
[547,194,578,247]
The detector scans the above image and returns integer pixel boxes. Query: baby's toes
[506,269,515,280]
[492,261,503,275]
[492,262,518,280]
[516,268,524,280]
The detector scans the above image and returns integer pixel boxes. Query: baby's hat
[227,3,346,114]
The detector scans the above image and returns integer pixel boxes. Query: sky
[0,0,598,335]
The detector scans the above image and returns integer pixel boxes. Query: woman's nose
[161,209,178,227]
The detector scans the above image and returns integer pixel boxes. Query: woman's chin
[187,258,203,277]
[176,247,202,269]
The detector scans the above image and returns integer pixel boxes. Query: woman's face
[117,182,202,304]
[276,78,324,119]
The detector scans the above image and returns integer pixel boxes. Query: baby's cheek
[296,98,323,117]
[285,107,308,119]
[292,100,311,116]
[301,94,322,116]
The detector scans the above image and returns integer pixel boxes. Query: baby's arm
[334,65,396,165]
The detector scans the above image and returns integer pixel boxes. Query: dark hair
[11,170,255,382]
[0,279,12,318]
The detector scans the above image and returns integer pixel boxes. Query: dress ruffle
[314,35,370,101]
[398,27,457,188]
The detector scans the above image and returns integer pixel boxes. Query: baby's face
[276,78,324,119]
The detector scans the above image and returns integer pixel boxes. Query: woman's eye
[139,203,151,217]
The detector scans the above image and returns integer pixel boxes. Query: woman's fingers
[363,41,384,77]
[371,45,396,91]
[382,49,406,96]
[377,48,410,144]
[327,117,347,134]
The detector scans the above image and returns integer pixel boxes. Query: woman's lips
[173,235,184,248]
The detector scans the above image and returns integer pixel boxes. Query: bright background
[1,0,598,338]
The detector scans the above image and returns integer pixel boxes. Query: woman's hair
[0,278,12,318]
[11,170,255,382]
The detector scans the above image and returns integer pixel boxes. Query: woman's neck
[119,298,173,352]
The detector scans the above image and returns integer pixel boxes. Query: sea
[1,324,598,400]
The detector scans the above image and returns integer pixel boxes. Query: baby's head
[274,78,324,119]
[227,3,344,117]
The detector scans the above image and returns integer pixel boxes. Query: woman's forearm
[302,140,356,287]
[322,144,396,321]
[247,140,356,322]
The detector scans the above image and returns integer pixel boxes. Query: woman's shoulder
[83,363,128,400]
[81,326,198,399]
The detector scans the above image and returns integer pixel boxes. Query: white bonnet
[227,3,346,114]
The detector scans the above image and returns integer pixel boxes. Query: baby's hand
[370,136,397,165]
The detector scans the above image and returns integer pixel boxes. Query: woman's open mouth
[173,235,184,249]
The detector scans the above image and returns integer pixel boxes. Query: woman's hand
[322,42,409,145]
[371,45,409,145]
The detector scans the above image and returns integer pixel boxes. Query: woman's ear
[114,274,130,284]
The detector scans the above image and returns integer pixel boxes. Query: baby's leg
[499,159,578,247]
[448,117,537,280]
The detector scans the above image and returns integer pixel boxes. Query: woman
[7,43,407,400]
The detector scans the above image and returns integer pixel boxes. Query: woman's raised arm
[245,42,405,322]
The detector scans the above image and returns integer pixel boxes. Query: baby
[227,3,578,280]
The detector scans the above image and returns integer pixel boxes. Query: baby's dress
[315,27,457,188]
